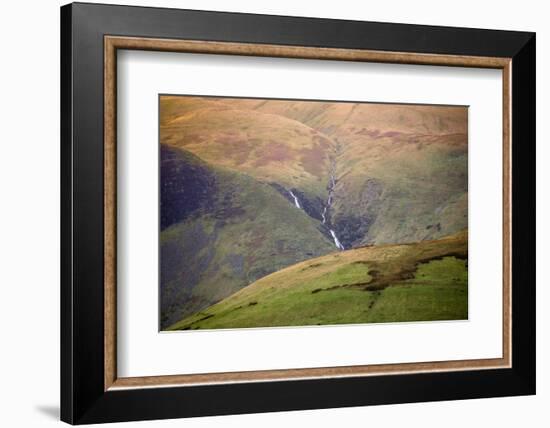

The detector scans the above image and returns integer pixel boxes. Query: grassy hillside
[160,96,467,247]
[160,96,334,200]
[160,146,335,329]
[254,99,468,245]
[255,100,467,136]
[331,132,467,246]
[168,230,468,330]
[160,97,469,330]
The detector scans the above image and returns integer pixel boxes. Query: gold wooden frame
[104,36,512,391]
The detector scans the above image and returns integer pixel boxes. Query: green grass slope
[168,230,468,330]
[160,145,335,329]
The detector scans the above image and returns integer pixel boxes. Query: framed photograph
[61,2,535,424]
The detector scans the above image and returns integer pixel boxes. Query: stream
[330,229,345,250]
[286,144,345,251]
[288,190,302,209]
[322,144,345,250]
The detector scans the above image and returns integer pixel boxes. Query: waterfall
[288,190,301,209]
[322,144,345,251]
[284,144,346,252]
[330,230,345,250]
[324,174,345,251]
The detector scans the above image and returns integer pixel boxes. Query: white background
[118,51,503,377]
[0,0,546,427]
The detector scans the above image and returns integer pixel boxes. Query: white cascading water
[330,229,345,250]
[288,190,301,209]
[322,161,345,250]
[287,155,345,252]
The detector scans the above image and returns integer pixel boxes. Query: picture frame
[61,2,535,424]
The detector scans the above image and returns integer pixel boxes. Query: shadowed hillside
[160,146,334,328]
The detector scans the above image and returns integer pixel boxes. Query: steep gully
[288,141,345,251]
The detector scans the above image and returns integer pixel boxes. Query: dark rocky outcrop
[160,145,216,230]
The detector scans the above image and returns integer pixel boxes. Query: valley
[160,95,469,330]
